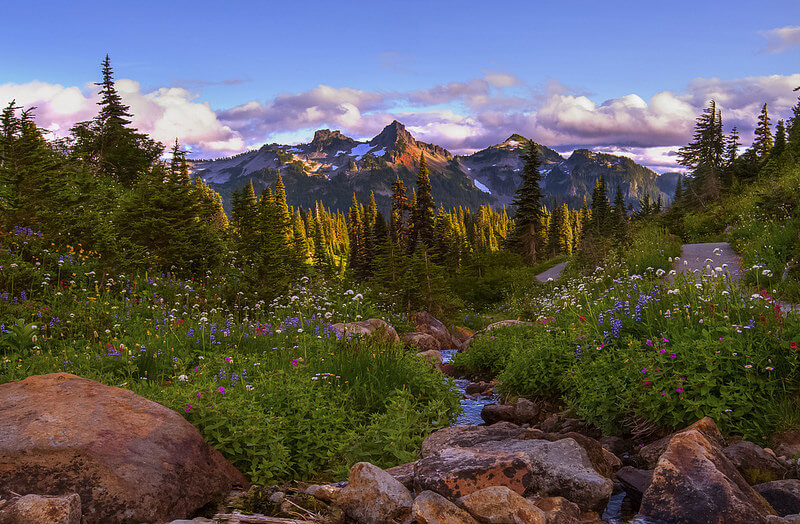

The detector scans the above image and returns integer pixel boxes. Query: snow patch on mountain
[474,179,491,194]
[349,143,372,160]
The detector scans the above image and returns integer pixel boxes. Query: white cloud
[0,79,243,156]
[759,26,800,54]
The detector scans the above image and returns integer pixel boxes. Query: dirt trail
[535,261,567,282]
[675,242,743,281]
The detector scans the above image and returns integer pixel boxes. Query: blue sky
[1,0,799,170]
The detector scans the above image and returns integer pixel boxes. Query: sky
[1,0,799,171]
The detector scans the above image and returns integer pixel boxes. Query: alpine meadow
[1,2,800,523]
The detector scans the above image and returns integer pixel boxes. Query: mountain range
[190,121,677,215]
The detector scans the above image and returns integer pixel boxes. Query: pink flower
[670,352,677,359]
[661,390,667,396]
[225,357,232,363]
[676,386,684,393]
[185,404,192,412]
[218,386,225,394]
[291,359,299,366]
[659,348,666,354]
[662,337,669,343]
[197,392,203,398]
[646,339,653,346]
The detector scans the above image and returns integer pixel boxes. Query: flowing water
[439,349,498,425]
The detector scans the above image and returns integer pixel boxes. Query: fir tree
[753,103,773,159]
[410,154,435,250]
[590,176,611,236]
[612,185,629,247]
[509,142,544,263]
[390,176,409,250]
[274,173,292,239]
[774,120,787,157]
[678,100,724,205]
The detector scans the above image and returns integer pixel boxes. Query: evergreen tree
[274,173,292,239]
[590,176,611,236]
[559,203,573,255]
[612,185,629,246]
[673,175,684,207]
[753,103,773,159]
[509,142,544,263]
[71,55,162,186]
[547,200,563,257]
[390,176,409,250]
[773,120,787,157]
[410,154,435,250]
[678,100,724,205]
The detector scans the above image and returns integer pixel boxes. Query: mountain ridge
[190,121,676,214]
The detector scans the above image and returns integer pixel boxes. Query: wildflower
[218,386,226,393]
[659,348,666,354]
[762,269,773,277]
[245,384,254,391]
[724,409,733,413]
[178,374,188,381]
[676,386,684,393]
[745,364,753,369]
[185,404,191,412]
[670,353,677,359]
[646,339,652,346]
[656,269,666,277]
[641,368,647,374]
[766,366,774,371]
[225,356,232,363]
[197,392,203,398]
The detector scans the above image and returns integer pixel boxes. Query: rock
[401,332,441,352]
[0,494,81,524]
[599,436,631,456]
[771,430,800,460]
[417,349,444,370]
[481,404,516,425]
[531,496,581,524]
[304,484,340,504]
[616,467,653,506]
[331,318,400,344]
[755,480,800,516]
[413,312,460,350]
[420,423,535,458]
[639,417,725,469]
[165,519,214,524]
[541,432,617,479]
[457,486,546,523]
[413,446,534,501]
[465,381,490,395]
[539,413,562,433]
[412,490,479,524]
[513,398,541,425]
[441,363,458,377]
[337,462,413,524]
[638,417,777,523]
[0,373,247,524]
[386,462,416,490]
[481,320,534,332]
[474,438,613,513]
[785,515,800,523]
[451,326,474,345]
[268,491,285,504]
[725,441,789,485]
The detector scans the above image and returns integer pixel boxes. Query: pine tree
[673,175,684,207]
[274,173,292,239]
[509,142,544,263]
[788,97,800,156]
[71,55,162,186]
[773,120,787,157]
[753,103,773,159]
[390,176,409,250]
[410,154,435,250]
[590,176,611,236]
[678,100,724,205]
[612,185,629,247]
[559,203,573,255]
[547,200,562,257]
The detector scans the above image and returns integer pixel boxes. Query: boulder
[401,332,441,352]
[417,350,444,370]
[412,490,479,524]
[457,486,546,523]
[413,312,461,350]
[531,496,581,524]
[451,326,474,345]
[386,461,416,490]
[420,423,535,458]
[481,404,516,425]
[638,417,777,523]
[513,398,541,425]
[639,417,724,469]
[770,430,800,460]
[304,484,340,504]
[465,381,490,395]
[0,494,81,524]
[616,466,653,506]
[0,373,247,524]
[724,441,789,485]
[337,462,413,524]
[541,432,617,479]
[473,438,613,513]
[413,446,534,501]
[440,362,458,377]
[755,480,800,517]
[331,318,400,344]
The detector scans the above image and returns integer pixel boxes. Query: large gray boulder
[337,462,413,524]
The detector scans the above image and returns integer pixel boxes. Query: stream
[439,348,647,523]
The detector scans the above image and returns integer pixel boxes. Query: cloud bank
[1,71,799,170]
[759,26,800,54]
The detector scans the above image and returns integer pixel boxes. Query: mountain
[191,123,677,215]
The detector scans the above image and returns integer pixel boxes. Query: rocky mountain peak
[310,129,354,150]
[370,120,416,149]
